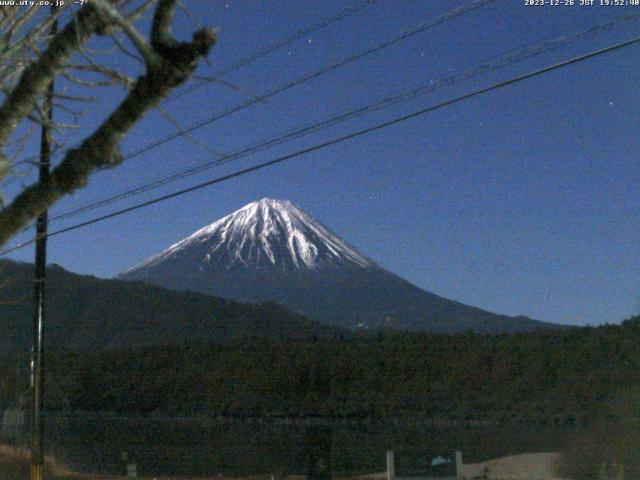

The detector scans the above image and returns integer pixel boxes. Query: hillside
[9,317,638,422]
[0,259,345,352]
[121,198,562,333]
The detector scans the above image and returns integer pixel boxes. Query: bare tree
[0,0,216,247]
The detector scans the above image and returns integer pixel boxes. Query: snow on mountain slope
[123,198,374,276]
[121,198,561,334]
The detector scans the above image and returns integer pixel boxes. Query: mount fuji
[120,198,559,333]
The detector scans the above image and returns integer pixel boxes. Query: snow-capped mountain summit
[124,198,373,275]
[121,199,560,334]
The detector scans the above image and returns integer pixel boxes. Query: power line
[119,0,498,161]
[167,0,383,103]
[4,0,496,195]
[45,0,503,221]
[46,12,640,224]
[3,33,639,256]
[3,0,500,238]
[4,0,383,174]
[13,0,496,173]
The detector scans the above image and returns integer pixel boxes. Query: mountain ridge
[0,259,346,352]
[122,198,374,275]
[121,198,562,333]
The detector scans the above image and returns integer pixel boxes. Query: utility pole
[31,8,57,480]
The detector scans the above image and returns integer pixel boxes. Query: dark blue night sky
[3,0,640,326]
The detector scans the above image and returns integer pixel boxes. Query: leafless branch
[0,5,103,158]
[69,62,135,89]
[111,32,144,65]
[127,0,158,22]
[155,104,225,157]
[91,0,160,66]
[0,1,217,246]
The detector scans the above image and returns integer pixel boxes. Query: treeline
[2,317,639,425]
